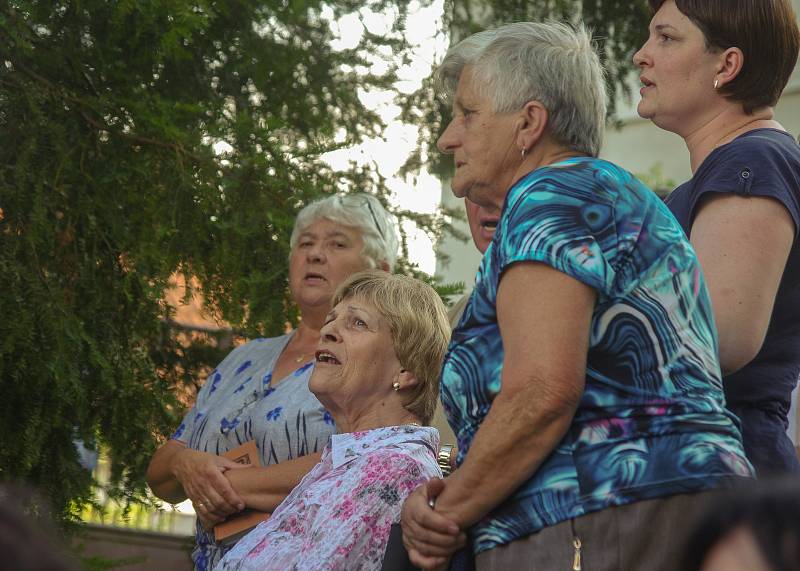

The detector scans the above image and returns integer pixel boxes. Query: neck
[330,404,420,434]
[514,140,585,187]
[682,105,778,173]
[291,319,322,350]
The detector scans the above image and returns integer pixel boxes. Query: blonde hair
[332,270,450,425]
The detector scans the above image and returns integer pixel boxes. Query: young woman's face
[633,0,724,135]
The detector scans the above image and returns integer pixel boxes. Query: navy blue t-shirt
[665,128,800,475]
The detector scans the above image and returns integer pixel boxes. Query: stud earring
[521,147,527,159]
[713,79,719,89]
[392,381,400,391]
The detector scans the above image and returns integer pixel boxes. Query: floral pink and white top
[214,425,441,571]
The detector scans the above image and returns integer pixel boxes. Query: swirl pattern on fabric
[441,157,753,554]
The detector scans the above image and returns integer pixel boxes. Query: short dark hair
[649,0,800,113]
[682,478,800,571]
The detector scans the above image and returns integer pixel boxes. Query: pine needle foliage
[401,0,652,179]
[0,0,446,521]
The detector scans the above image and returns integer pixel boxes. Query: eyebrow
[298,230,352,241]
[654,23,678,33]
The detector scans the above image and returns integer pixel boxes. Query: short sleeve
[496,182,618,296]
[688,132,800,237]
[169,342,256,444]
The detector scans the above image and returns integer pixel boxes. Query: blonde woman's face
[309,297,402,415]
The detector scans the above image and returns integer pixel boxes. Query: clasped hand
[401,478,466,571]
[171,448,249,530]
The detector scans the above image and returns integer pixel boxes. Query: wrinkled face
[465,198,500,254]
[288,219,371,313]
[436,66,522,210]
[309,297,402,413]
[633,0,722,135]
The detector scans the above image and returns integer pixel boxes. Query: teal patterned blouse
[442,157,754,554]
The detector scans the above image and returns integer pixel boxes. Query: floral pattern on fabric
[170,334,336,570]
[443,157,754,554]
[215,425,441,571]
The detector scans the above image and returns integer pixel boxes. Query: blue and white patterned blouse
[442,157,754,554]
[171,333,336,570]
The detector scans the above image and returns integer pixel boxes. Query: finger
[201,473,245,514]
[411,502,460,536]
[202,488,240,518]
[405,520,463,552]
[425,478,446,499]
[219,458,250,470]
[414,531,467,557]
[408,548,449,570]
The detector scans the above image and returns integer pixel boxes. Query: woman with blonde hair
[215,270,450,570]
[146,194,399,569]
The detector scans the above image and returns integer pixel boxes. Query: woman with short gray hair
[401,21,752,571]
[147,193,398,570]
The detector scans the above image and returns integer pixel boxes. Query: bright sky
[321,0,449,274]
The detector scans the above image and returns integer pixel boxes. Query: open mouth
[304,272,327,282]
[315,350,341,365]
[640,76,654,89]
[481,218,498,231]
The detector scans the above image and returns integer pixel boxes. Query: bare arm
[690,194,794,374]
[146,439,248,524]
[224,452,321,512]
[403,261,594,565]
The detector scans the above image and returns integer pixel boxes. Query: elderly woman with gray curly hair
[401,21,754,571]
[215,270,451,570]
[146,193,399,570]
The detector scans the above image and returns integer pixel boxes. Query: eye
[462,108,475,119]
[659,33,673,43]
[299,240,313,248]
[353,317,368,328]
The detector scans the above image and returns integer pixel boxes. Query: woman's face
[465,198,500,254]
[309,297,402,414]
[633,0,723,135]
[288,218,372,315]
[437,66,522,211]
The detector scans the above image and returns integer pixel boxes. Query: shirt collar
[329,425,439,470]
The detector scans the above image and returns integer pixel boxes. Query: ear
[715,47,744,88]
[394,368,419,391]
[517,100,549,154]
[378,260,390,272]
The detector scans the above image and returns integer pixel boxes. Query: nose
[436,119,458,155]
[632,41,650,67]
[320,319,340,342]
[306,243,326,263]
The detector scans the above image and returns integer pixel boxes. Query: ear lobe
[396,368,419,390]
[378,260,390,272]
[716,47,744,87]
[517,100,549,153]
